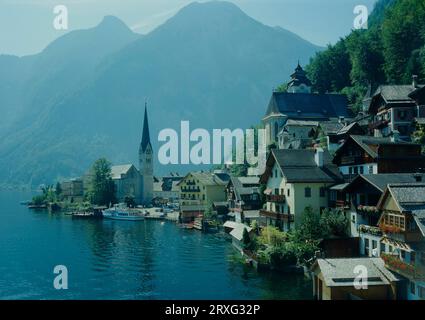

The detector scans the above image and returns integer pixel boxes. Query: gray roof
[178,171,227,186]
[271,149,342,183]
[264,92,349,120]
[285,119,320,127]
[319,121,345,135]
[315,258,400,287]
[360,174,425,192]
[237,176,260,185]
[372,85,422,103]
[229,176,259,201]
[111,164,136,180]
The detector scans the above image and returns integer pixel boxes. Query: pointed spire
[140,100,151,152]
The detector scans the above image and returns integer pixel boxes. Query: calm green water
[0,191,311,300]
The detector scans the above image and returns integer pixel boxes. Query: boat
[102,204,145,221]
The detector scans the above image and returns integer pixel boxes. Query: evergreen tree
[88,158,116,206]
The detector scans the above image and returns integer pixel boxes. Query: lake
[0,191,311,300]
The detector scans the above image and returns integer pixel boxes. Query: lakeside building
[367,76,424,140]
[178,171,228,223]
[111,164,142,203]
[259,148,342,231]
[60,178,84,203]
[225,176,262,224]
[332,135,424,181]
[311,257,401,300]
[262,63,350,148]
[153,173,183,204]
[377,183,425,300]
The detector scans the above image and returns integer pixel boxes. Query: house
[226,176,262,223]
[333,174,425,257]
[314,121,365,152]
[262,63,350,147]
[60,178,84,202]
[376,183,425,300]
[178,171,227,223]
[223,221,253,251]
[367,76,424,139]
[277,119,318,150]
[311,257,401,300]
[111,164,142,204]
[333,135,424,181]
[259,148,342,231]
[153,174,183,204]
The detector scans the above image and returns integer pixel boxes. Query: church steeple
[287,61,312,94]
[139,101,153,205]
[140,102,152,153]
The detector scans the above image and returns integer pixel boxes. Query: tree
[88,158,116,206]
[412,123,425,153]
[258,226,288,247]
[320,209,349,237]
[124,195,136,208]
[242,228,256,251]
[293,206,325,242]
[55,182,62,198]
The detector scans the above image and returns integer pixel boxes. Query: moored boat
[102,205,145,221]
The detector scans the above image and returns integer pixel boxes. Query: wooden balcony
[260,209,294,222]
[336,200,350,209]
[266,194,286,203]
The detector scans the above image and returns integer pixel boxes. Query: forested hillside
[305,0,425,111]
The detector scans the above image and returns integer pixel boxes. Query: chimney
[413,75,418,88]
[315,147,324,167]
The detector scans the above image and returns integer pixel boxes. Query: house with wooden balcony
[259,148,342,231]
[177,171,228,223]
[225,176,262,223]
[333,135,424,181]
[376,183,425,300]
[367,77,424,139]
[336,174,425,259]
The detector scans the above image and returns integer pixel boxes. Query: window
[202,195,205,201]
[365,239,370,256]
[419,286,425,299]
[360,166,364,174]
[352,214,356,224]
[372,240,377,256]
[410,282,416,295]
[275,188,279,195]
[354,167,359,174]
[380,242,386,254]
[305,187,311,198]
[275,170,278,177]
[411,252,416,264]
[320,187,325,198]
[369,166,374,174]
[280,189,284,195]
[287,189,290,197]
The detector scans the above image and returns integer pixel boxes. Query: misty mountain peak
[97,15,133,33]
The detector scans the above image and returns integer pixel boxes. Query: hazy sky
[0,0,377,56]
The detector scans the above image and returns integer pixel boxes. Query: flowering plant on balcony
[358,224,382,236]
[380,224,403,234]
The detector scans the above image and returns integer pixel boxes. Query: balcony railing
[381,253,425,280]
[181,187,201,192]
[356,205,380,215]
[340,155,363,165]
[358,224,382,237]
[260,209,294,222]
[336,200,350,209]
[267,194,286,203]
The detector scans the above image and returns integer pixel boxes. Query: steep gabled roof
[111,164,137,180]
[263,92,349,120]
[260,149,342,183]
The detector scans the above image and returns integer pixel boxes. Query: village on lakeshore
[27,62,425,301]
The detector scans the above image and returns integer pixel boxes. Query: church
[111,105,153,205]
[262,63,350,147]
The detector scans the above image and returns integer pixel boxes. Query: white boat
[102,205,145,221]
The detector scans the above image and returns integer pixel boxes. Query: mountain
[0,1,322,187]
